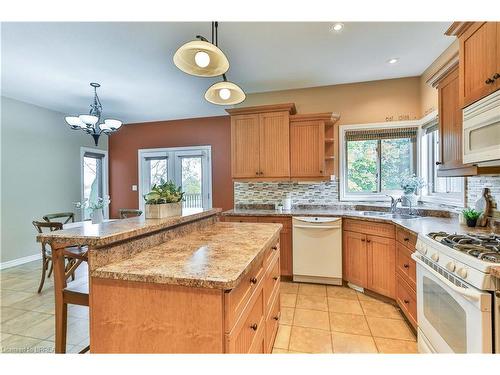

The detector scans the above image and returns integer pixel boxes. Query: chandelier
[173,22,245,106]
[65,83,122,146]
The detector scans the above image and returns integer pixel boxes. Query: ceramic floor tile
[281,282,299,294]
[329,313,371,336]
[273,324,291,349]
[1,333,13,342]
[30,340,55,354]
[0,334,40,353]
[366,316,416,341]
[1,306,28,323]
[280,293,297,308]
[293,309,330,331]
[0,289,33,306]
[328,298,364,315]
[332,332,378,353]
[326,286,358,301]
[295,294,328,311]
[298,283,327,297]
[68,305,89,320]
[280,307,295,325]
[374,337,418,353]
[288,326,333,353]
[360,300,402,320]
[47,318,89,346]
[1,310,52,336]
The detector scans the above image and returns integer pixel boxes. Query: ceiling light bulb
[218,88,231,100]
[388,58,399,64]
[331,23,344,32]
[194,51,210,68]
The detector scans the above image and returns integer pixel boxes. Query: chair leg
[55,302,68,353]
[47,261,54,278]
[37,258,48,294]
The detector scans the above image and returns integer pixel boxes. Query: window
[139,146,212,211]
[420,127,464,206]
[341,126,418,199]
[80,148,108,220]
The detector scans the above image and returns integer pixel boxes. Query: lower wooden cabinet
[367,235,396,299]
[396,274,417,329]
[342,230,368,287]
[395,226,417,329]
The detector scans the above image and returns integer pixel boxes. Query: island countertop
[91,222,282,289]
[37,208,220,247]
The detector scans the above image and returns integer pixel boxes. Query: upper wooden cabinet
[289,113,339,179]
[447,22,500,108]
[227,104,295,180]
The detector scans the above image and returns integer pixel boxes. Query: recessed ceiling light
[388,58,399,64]
[331,23,344,32]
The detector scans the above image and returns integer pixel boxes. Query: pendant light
[205,74,246,105]
[173,22,229,77]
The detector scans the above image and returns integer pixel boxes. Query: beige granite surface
[223,208,497,236]
[37,208,220,247]
[491,267,500,278]
[91,222,281,289]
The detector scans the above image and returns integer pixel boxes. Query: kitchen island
[37,209,282,353]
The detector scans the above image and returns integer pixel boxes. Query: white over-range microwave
[463,89,500,166]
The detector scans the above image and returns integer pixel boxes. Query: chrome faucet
[385,194,402,214]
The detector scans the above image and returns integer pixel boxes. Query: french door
[138,146,212,211]
[80,147,109,220]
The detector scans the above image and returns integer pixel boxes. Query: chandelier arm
[195,35,208,42]
[215,21,218,46]
[211,21,214,45]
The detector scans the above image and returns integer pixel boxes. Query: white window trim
[80,147,109,219]
[137,145,212,211]
[339,119,422,202]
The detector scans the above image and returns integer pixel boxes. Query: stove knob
[446,262,456,272]
[457,268,468,279]
[431,253,439,262]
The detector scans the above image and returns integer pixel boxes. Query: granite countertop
[91,222,281,289]
[223,208,496,236]
[491,267,500,279]
[37,208,220,247]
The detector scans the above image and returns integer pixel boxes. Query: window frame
[137,146,212,211]
[339,120,421,202]
[80,147,109,220]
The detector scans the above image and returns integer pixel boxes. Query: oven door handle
[293,225,340,229]
[411,253,480,302]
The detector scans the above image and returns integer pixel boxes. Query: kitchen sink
[361,211,420,220]
[361,211,389,217]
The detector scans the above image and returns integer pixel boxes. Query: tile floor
[1,260,89,353]
[1,260,417,354]
[273,281,418,353]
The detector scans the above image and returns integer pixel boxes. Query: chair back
[119,209,143,219]
[43,212,74,224]
[32,220,63,234]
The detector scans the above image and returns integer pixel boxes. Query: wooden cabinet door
[342,230,367,288]
[367,235,396,299]
[438,67,463,171]
[258,112,290,178]
[459,22,498,107]
[258,216,292,277]
[290,120,325,177]
[231,114,260,178]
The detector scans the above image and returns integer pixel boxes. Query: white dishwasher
[292,216,342,285]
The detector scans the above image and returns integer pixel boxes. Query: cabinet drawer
[263,240,280,270]
[396,242,416,289]
[222,216,259,223]
[344,219,395,239]
[224,259,264,332]
[258,216,292,230]
[264,252,280,312]
[396,274,417,329]
[265,289,280,353]
[396,227,417,248]
[226,288,265,353]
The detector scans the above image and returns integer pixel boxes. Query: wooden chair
[43,212,75,224]
[32,221,88,293]
[119,209,143,219]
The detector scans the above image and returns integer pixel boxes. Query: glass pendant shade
[173,40,229,77]
[65,116,85,128]
[204,81,246,105]
[79,114,99,126]
[104,119,122,129]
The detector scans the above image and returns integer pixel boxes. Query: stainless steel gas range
[412,232,500,353]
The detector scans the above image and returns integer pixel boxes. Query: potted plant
[462,208,482,228]
[144,179,184,219]
[400,175,425,207]
[74,196,111,224]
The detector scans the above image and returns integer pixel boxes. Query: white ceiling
[1,22,454,123]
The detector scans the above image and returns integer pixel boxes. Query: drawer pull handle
[273,315,280,321]
[366,239,371,243]
[403,264,409,269]
[403,299,409,304]
[250,323,258,331]
[485,78,495,84]
[273,276,279,281]
[404,237,409,242]
[250,277,258,284]
[272,246,278,250]
[493,73,500,80]
[361,238,366,242]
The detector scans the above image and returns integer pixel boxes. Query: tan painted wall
[419,39,459,116]
[240,77,421,125]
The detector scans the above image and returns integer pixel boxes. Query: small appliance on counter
[283,193,292,211]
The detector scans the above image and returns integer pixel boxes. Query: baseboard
[0,253,41,270]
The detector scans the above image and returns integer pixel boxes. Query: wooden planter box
[145,202,182,219]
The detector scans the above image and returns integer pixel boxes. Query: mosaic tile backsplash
[466,175,500,218]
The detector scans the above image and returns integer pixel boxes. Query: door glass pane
[148,157,168,188]
[423,276,467,353]
[346,140,377,192]
[83,155,102,220]
[181,157,202,209]
[381,138,412,191]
